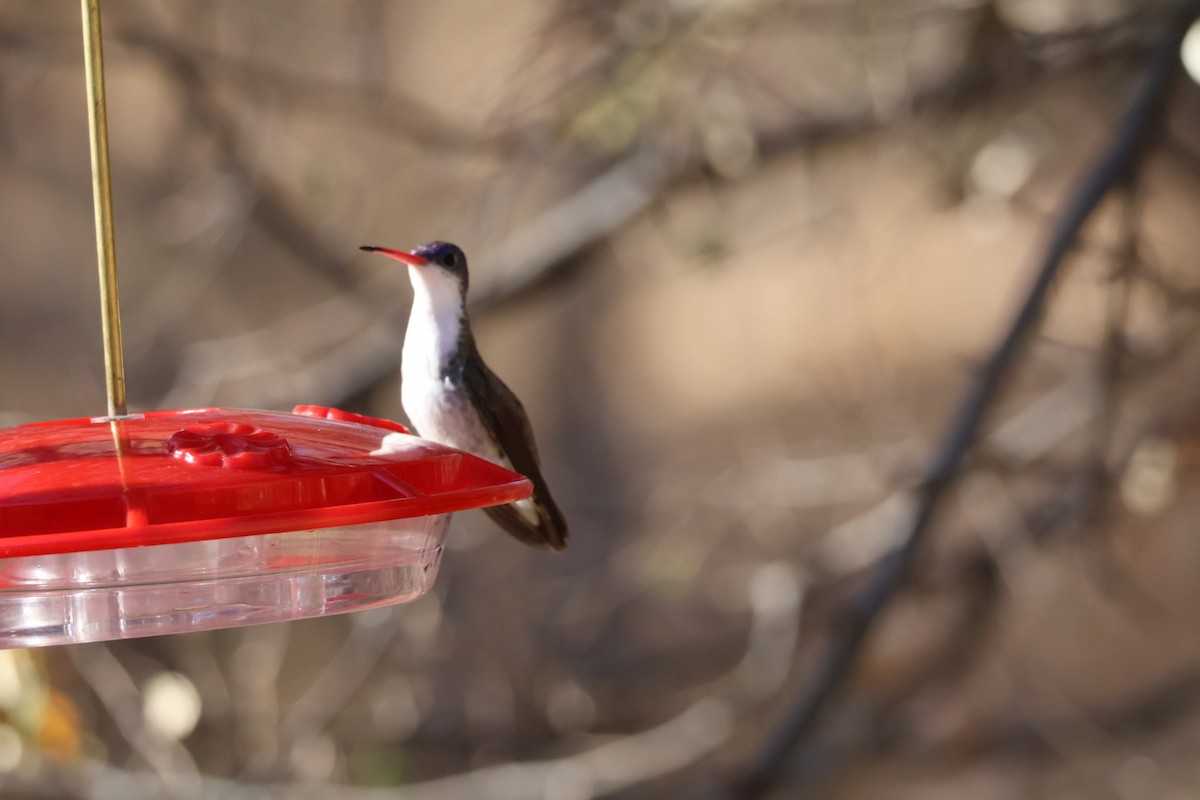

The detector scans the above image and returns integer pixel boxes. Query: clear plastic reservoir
[0,407,530,648]
[0,517,448,647]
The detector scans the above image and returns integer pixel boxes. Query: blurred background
[2,0,1200,798]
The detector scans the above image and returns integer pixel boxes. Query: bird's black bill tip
[359,245,380,253]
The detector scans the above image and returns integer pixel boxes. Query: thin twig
[734,3,1196,796]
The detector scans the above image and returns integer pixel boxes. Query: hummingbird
[359,241,568,551]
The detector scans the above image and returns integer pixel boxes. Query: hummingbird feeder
[0,2,532,648]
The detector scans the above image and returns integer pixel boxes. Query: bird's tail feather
[483,490,567,551]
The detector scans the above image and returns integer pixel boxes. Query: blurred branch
[141,38,517,159]
[734,3,1197,797]
[224,622,291,777]
[1082,182,1142,505]
[118,28,362,294]
[963,662,1200,757]
[471,144,673,311]
[4,564,803,800]
[66,645,200,796]
[265,609,402,778]
[157,290,400,409]
[32,706,724,800]
[752,5,1154,159]
[811,378,1096,577]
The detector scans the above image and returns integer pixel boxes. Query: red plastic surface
[0,408,530,558]
[292,404,411,435]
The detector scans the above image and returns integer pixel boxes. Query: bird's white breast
[402,265,463,380]
[401,265,504,464]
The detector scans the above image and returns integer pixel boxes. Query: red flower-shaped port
[167,423,293,470]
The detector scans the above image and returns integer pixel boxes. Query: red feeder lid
[0,407,531,558]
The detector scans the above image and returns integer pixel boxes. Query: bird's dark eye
[441,252,458,268]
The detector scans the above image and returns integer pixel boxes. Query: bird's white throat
[403,265,465,378]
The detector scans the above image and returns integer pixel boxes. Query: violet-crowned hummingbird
[359,241,568,551]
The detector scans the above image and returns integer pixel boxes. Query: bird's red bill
[360,246,428,266]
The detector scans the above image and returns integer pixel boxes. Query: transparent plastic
[0,407,528,647]
[0,516,448,648]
